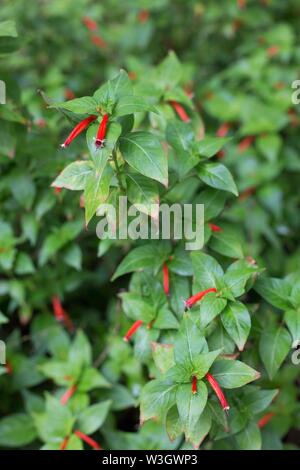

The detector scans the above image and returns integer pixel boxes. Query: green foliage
[1,0,300,452]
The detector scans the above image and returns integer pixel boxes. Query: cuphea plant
[1,1,300,451]
[43,55,278,449]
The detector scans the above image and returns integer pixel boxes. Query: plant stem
[112,149,125,192]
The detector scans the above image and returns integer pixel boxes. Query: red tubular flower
[123,320,143,342]
[35,118,47,128]
[61,115,97,148]
[192,376,197,395]
[54,187,62,195]
[5,360,13,375]
[138,9,150,23]
[95,114,109,148]
[52,296,65,322]
[206,373,229,413]
[128,71,137,81]
[267,45,280,58]
[184,288,217,310]
[288,108,299,127]
[208,223,222,232]
[60,384,77,405]
[238,136,255,153]
[169,101,190,122]
[64,88,75,100]
[239,186,256,201]
[258,412,275,429]
[237,0,246,8]
[274,81,285,90]
[90,34,107,49]
[59,436,69,450]
[216,122,230,137]
[163,263,169,297]
[82,16,97,31]
[74,430,102,450]
[51,296,74,332]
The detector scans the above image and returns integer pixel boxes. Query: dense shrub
[0,0,300,451]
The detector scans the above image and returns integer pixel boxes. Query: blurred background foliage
[0,0,300,450]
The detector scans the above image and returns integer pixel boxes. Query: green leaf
[196,188,226,222]
[166,406,183,441]
[165,363,194,384]
[259,326,291,380]
[119,131,168,186]
[209,226,244,259]
[174,315,208,366]
[69,330,92,369]
[84,166,113,225]
[256,134,282,163]
[284,309,300,343]
[210,360,260,389]
[151,342,175,374]
[254,277,293,310]
[166,120,197,177]
[120,292,156,323]
[101,384,135,411]
[176,382,208,438]
[199,293,227,328]
[191,251,223,290]
[38,360,78,386]
[50,96,97,114]
[61,434,83,450]
[140,379,178,422]
[168,248,192,277]
[157,51,182,89]
[52,161,93,191]
[134,326,159,362]
[94,70,133,104]
[33,395,74,443]
[77,367,111,392]
[0,20,18,38]
[197,137,231,158]
[243,387,279,415]
[114,95,156,117]
[224,259,262,297]
[187,407,212,449]
[221,301,251,351]
[193,350,223,379]
[77,401,111,435]
[10,174,36,210]
[0,310,8,324]
[15,252,35,275]
[235,421,261,450]
[197,163,238,196]
[21,213,38,245]
[63,244,82,270]
[0,414,37,447]
[155,306,180,330]
[112,243,171,280]
[127,171,159,218]
[166,120,194,155]
[39,219,82,266]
